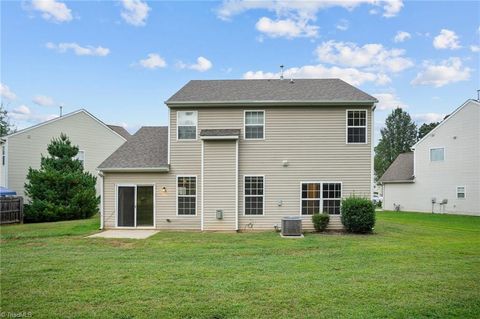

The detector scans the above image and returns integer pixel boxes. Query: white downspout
[201,140,204,231]
[235,139,239,231]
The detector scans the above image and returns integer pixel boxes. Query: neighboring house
[380,99,479,215]
[98,79,377,231]
[0,109,130,198]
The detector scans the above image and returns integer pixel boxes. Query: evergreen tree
[0,103,16,137]
[374,108,417,180]
[418,122,439,139]
[24,134,99,222]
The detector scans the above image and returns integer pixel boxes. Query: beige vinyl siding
[170,106,372,231]
[203,140,237,231]
[6,111,126,198]
[103,172,202,230]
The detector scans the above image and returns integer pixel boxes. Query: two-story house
[98,79,377,231]
[380,99,479,215]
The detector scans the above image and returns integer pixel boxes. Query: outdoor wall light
[161,187,167,192]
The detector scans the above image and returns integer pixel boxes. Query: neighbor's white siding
[383,100,480,215]
[5,111,126,198]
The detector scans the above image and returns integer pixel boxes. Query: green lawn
[1,212,479,319]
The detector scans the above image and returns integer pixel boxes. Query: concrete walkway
[88,230,159,239]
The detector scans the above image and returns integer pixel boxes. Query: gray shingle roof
[98,126,168,170]
[166,79,377,105]
[379,152,414,183]
[200,129,241,137]
[107,125,131,140]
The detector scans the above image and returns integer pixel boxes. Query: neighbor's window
[73,150,85,167]
[1,146,5,166]
[430,148,445,162]
[301,183,321,215]
[456,186,466,199]
[177,176,196,215]
[347,110,367,144]
[177,111,197,140]
[244,176,264,215]
[322,183,342,215]
[245,111,264,139]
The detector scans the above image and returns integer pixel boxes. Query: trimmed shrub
[312,213,330,232]
[341,196,376,233]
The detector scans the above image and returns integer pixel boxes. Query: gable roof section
[98,126,168,172]
[412,99,480,149]
[5,109,128,141]
[379,152,414,183]
[107,125,131,140]
[166,79,378,106]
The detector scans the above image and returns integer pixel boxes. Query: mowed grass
[1,212,479,318]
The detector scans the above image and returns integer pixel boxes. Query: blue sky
[1,0,479,142]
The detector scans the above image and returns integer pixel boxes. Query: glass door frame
[115,184,156,228]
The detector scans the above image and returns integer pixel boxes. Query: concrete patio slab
[88,230,159,239]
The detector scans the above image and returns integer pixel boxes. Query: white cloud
[177,56,213,72]
[411,57,471,87]
[255,17,318,38]
[30,0,72,23]
[315,40,413,73]
[394,31,411,43]
[412,113,446,123]
[121,0,151,26]
[217,1,404,21]
[243,64,390,86]
[336,19,349,31]
[10,105,58,124]
[138,53,167,69]
[33,95,55,107]
[46,42,110,56]
[470,45,480,53]
[433,29,461,49]
[1,83,16,101]
[372,93,407,110]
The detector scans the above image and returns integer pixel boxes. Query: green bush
[312,213,330,232]
[341,196,376,233]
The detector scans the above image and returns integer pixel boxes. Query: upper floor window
[245,111,264,139]
[347,110,367,144]
[2,146,5,166]
[177,111,197,140]
[73,150,85,167]
[430,148,444,162]
[456,186,466,199]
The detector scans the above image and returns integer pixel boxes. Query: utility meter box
[216,210,224,220]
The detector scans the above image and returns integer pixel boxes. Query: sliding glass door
[117,185,154,227]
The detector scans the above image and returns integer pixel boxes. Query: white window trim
[429,147,445,162]
[115,183,156,229]
[1,145,5,166]
[346,109,368,145]
[243,175,265,216]
[176,175,198,216]
[244,110,265,140]
[299,181,343,216]
[176,110,198,141]
[74,150,86,167]
[456,186,466,199]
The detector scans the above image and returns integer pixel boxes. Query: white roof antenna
[280,65,284,80]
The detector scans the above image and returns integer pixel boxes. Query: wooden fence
[0,197,24,224]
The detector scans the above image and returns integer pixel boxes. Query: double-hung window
[347,110,367,144]
[73,150,85,167]
[301,182,342,215]
[456,186,466,199]
[2,146,5,166]
[430,148,445,162]
[245,111,264,139]
[177,111,197,140]
[244,176,264,215]
[177,176,196,215]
